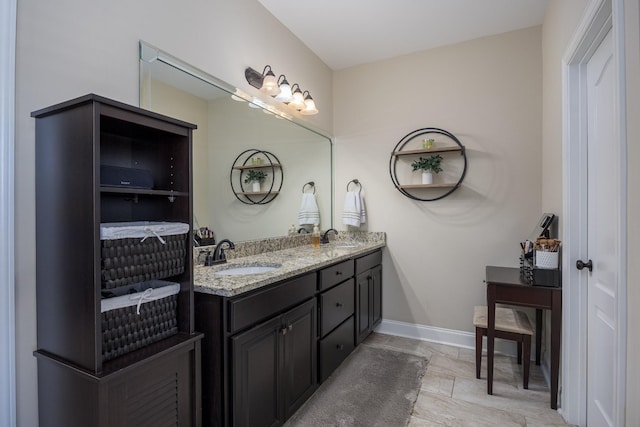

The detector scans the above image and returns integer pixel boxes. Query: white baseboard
[375,318,519,358]
[375,318,552,389]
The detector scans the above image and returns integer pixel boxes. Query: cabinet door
[106,342,199,427]
[282,299,317,419]
[355,271,372,345]
[231,316,283,427]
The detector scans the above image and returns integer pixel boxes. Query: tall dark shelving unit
[32,94,203,427]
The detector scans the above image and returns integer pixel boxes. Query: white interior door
[584,29,620,427]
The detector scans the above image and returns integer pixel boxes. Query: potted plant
[244,169,268,192]
[411,154,443,184]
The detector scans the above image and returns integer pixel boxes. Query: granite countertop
[194,239,385,297]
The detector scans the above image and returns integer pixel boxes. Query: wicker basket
[100,222,189,289]
[101,280,180,361]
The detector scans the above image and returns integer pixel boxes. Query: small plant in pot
[244,169,268,192]
[411,154,443,184]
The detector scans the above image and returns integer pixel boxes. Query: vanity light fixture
[300,91,318,115]
[245,65,319,115]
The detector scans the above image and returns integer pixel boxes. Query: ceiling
[258,0,549,70]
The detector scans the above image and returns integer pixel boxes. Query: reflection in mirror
[139,42,333,244]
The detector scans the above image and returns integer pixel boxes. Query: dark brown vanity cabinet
[32,94,202,427]
[195,272,317,427]
[355,251,383,344]
[232,298,317,427]
[195,249,383,427]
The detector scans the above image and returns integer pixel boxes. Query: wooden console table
[485,266,562,409]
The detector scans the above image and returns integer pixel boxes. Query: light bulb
[289,84,305,110]
[260,66,281,96]
[300,91,318,115]
[275,75,294,102]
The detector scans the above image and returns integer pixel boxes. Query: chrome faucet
[320,228,338,244]
[211,239,235,264]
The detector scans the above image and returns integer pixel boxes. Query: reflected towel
[343,191,366,227]
[298,193,320,226]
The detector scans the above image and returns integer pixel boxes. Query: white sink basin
[332,243,361,249]
[214,263,281,276]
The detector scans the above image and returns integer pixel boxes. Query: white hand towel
[298,193,320,226]
[343,191,366,227]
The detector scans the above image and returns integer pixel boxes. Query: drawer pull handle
[336,302,343,308]
[336,344,344,350]
[335,271,343,276]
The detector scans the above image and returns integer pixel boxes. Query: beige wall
[334,26,543,331]
[542,0,588,226]
[14,0,332,425]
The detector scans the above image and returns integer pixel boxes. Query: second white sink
[332,243,361,249]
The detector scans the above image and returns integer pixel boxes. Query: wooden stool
[473,305,533,389]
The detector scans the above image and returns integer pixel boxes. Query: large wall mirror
[139,42,333,243]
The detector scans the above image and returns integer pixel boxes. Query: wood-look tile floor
[362,333,573,427]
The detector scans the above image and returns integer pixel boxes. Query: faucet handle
[198,249,210,263]
[201,250,214,266]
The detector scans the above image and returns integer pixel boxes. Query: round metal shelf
[389,128,467,201]
[230,149,283,205]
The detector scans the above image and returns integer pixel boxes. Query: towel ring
[347,179,362,194]
[302,181,315,194]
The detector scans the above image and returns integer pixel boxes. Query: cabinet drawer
[228,273,316,333]
[320,279,354,337]
[355,250,382,275]
[318,259,354,291]
[319,316,355,383]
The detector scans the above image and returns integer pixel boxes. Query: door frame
[561,0,628,425]
[0,0,17,425]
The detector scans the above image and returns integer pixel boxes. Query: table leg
[487,285,496,395]
[536,309,543,365]
[550,291,562,409]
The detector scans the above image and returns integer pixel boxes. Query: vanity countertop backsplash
[194,231,386,297]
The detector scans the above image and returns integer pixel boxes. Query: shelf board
[237,191,280,196]
[100,186,189,197]
[399,183,458,189]
[35,333,203,379]
[392,146,462,157]
[233,163,282,170]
